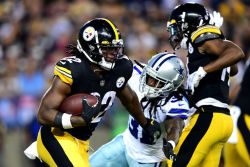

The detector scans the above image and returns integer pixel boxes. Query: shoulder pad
[191,25,223,44]
[54,56,81,85]
[133,62,145,75]
[120,54,130,60]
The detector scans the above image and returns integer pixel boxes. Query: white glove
[209,11,223,28]
[187,67,207,94]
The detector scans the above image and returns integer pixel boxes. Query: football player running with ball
[90,52,191,167]
[166,2,245,167]
[24,18,161,167]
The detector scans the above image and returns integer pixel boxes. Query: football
[59,93,98,116]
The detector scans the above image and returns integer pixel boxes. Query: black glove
[81,96,101,123]
[163,139,177,161]
[143,118,161,143]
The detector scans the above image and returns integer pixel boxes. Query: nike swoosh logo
[178,103,184,106]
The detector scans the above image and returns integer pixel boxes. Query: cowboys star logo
[83,26,95,41]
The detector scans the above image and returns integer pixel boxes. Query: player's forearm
[37,103,58,126]
[166,127,182,144]
[126,97,147,127]
[165,118,184,144]
[118,86,147,127]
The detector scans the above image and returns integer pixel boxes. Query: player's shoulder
[114,55,134,77]
[162,95,190,111]
[56,56,83,68]
[55,55,84,70]
[128,60,146,83]
[54,56,85,85]
[190,25,224,44]
[163,95,190,119]
[133,60,145,75]
[116,55,133,69]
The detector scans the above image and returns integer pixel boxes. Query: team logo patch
[116,77,125,88]
[83,26,95,41]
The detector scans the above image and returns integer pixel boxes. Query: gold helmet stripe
[103,18,119,40]
[191,25,221,42]
[54,65,73,85]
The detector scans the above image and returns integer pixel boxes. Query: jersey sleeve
[53,58,74,85]
[164,96,190,119]
[190,25,224,45]
[117,57,133,90]
[128,64,144,100]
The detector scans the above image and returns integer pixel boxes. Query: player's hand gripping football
[163,138,177,161]
[143,118,161,143]
[81,96,101,123]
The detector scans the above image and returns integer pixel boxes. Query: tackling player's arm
[37,76,87,128]
[117,84,147,127]
[164,117,185,144]
[163,117,185,161]
[117,84,162,143]
[199,39,245,73]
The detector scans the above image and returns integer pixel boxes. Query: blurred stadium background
[0,0,249,166]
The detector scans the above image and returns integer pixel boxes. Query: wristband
[62,113,73,129]
[168,140,176,149]
[54,112,63,128]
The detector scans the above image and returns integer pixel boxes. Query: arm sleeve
[53,59,73,86]
[164,96,191,119]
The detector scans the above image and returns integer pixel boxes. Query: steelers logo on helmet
[116,77,125,88]
[83,26,95,41]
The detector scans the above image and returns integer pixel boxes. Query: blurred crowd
[0,0,249,166]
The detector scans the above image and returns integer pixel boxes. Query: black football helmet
[77,18,124,70]
[167,3,210,50]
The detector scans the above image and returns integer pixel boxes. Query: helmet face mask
[167,22,183,50]
[167,2,210,50]
[139,52,186,99]
[100,39,124,62]
[77,18,124,70]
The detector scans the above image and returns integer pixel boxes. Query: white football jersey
[123,64,191,163]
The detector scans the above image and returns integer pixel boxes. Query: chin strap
[98,57,115,70]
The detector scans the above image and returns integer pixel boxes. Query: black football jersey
[54,55,133,140]
[234,64,250,115]
[187,25,230,108]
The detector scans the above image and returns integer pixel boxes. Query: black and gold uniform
[172,25,233,167]
[188,25,228,107]
[167,3,244,167]
[32,17,146,167]
[224,64,250,167]
[37,55,132,166]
